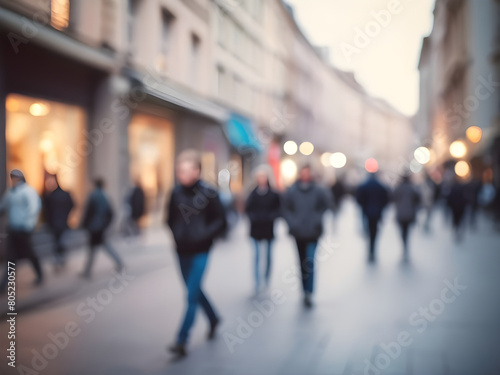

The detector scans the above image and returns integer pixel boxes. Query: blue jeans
[295,240,318,294]
[252,239,273,290]
[177,252,218,344]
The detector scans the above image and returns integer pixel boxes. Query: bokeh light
[466,126,482,143]
[410,159,423,174]
[414,147,431,164]
[283,141,298,155]
[299,141,314,156]
[455,161,470,178]
[449,140,467,158]
[365,158,379,173]
[29,103,50,116]
[280,159,297,180]
[330,152,347,168]
[320,152,332,167]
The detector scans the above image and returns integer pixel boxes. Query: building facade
[0,0,414,231]
[416,0,500,184]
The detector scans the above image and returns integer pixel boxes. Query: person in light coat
[0,169,43,289]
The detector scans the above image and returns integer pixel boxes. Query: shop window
[129,114,174,227]
[51,0,70,31]
[5,94,86,227]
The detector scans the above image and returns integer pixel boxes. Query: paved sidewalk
[0,229,174,315]
[1,199,500,375]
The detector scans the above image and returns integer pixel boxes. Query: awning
[132,70,229,124]
[225,113,262,152]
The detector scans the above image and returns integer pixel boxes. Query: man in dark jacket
[166,150,227,357]
[81,179,123,278]
[282,164,332,308]
[43,174,74,267]
[356,173,389,263]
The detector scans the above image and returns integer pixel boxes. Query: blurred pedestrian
[392,174,420,259]
[420,174,437,232]
[166,150,227,357]
[0,169,43,289]
[245,165,281,294]
[282,164,332,308]
[122,180,145,237]
[43,174,74,268]
[81,179,123,278]
[447,176,468,241]
[331,176,347,216]
[356,173,389,263]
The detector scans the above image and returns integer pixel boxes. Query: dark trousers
[52,229,67,259]
[177,252,218,344]
[83,231,123,277]
[295,239,318,294]
[367,218,379,261]
[1,230,43,289]
[399,220,412,253]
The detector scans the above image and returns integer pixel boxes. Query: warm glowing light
[51,0,70,31]
[283,141,298,156]
[466,126,482,143]
[449,140,467,158]
[414,147,431,164]
[455,161,470,178]
[365,158,379,173]
[30,103,50,116]
[320,153,332,167]
[39,138,54,153]
[299,141,314,156]
[330,152,347,168]
[6,97,20,112]
[280,159,297,180]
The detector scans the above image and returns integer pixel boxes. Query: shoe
[168,343,187,357]
[208,318,220,340]
[303,293,313,308]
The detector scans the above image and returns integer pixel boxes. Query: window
[190,34,201,86]
[51,0,70,31]
[161,9,175,55]
[128,0,140,47]
[216,66,224,96]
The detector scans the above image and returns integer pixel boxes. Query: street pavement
[1,197,500,375]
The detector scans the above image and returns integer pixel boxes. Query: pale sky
[284,0,436,116]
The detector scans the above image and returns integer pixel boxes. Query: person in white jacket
[0,169,43,289]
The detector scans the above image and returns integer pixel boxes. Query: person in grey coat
[282,164,332,308]
[392,174,420,258]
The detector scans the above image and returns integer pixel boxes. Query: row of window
[216,6,264,72]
